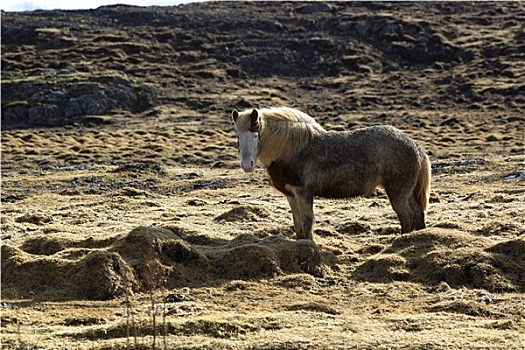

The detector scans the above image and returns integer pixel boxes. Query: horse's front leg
[286,186,314,240]
[298,196,315,240]
[286,195,302,237]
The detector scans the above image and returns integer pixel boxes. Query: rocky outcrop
[1,69,155,129]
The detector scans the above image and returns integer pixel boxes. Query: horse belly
[310,167,380,199]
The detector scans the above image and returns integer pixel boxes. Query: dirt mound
[354,228,525,292]
[214,205,270,222]
[214,235,322,279]
[1,244,133,301]
[1,226,323,300]
[427,299,507,318]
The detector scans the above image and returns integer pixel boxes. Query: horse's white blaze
[238,131,259,173]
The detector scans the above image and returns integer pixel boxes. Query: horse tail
[414,151,431,212]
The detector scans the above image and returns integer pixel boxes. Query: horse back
[309,125,423,167]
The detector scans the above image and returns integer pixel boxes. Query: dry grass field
[1,2,524,349]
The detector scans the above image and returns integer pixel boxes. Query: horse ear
[232,110,239,122]
[250,109,259,131]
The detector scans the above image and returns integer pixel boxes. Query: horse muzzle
[241,160,255,173]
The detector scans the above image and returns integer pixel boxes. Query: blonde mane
[235,107,326,165]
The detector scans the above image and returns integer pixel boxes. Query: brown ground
[1,2,524,349]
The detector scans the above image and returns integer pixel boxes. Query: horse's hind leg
[409,194,426,230]
[385,187,415,233]
[391,199,414,233]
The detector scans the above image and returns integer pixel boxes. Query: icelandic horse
[232,107,430,241]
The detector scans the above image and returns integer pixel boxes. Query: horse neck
[258,118,324,166]
[258,130,284,166]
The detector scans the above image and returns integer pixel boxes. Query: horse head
[232,109,261,173]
